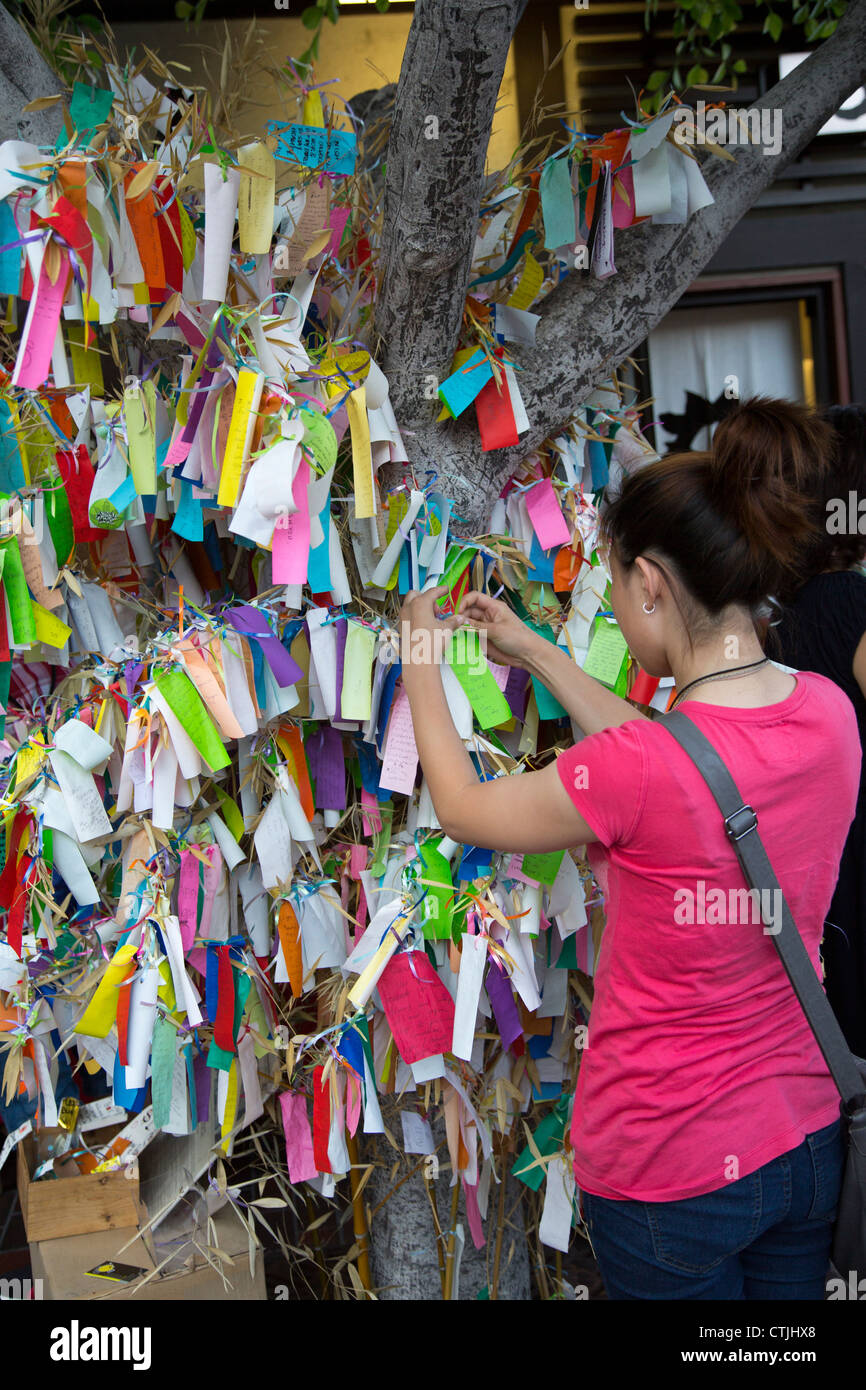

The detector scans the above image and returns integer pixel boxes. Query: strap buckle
[724,805,758,842]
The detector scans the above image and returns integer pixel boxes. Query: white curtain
[647,301,805,451]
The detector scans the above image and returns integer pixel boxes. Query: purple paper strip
[485,961,523,1049]
[504,666,530,720]
[125,660,143,701]
[226,605,304,686]
[333,618,347,722]
[194,1052,211,1124]
[312,725,346,810]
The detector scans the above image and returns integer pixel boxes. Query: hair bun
[707,396,833,576]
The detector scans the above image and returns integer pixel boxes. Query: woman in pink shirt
[399,398,860,1300]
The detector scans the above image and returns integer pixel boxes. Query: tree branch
[383,0,866,534]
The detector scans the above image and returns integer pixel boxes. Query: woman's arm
[457,589,649,735]
[399,590,599,852]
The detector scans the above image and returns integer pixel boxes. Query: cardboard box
[30,1208,266,1301]
[17,1128,142,1243]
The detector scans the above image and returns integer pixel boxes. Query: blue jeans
[578,1118,844,1299]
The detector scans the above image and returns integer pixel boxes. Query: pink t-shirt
[556,670,860,1203]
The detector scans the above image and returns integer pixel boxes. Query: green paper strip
[0,537,37,646]
[151,1015,177,1130]
[0,660,10,739]
[521,849,564,887]
[445,628,511,730]
[513,1099,569,1191]
[418,836,454,941]
[45,481,75,568]
[153,668,231,771]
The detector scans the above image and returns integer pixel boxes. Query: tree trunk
[364,1110,531,1301]
[373,0,529,422]
[0,5,65,145]
[376,0,866,533]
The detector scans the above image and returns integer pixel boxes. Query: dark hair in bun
[600,396,834,631]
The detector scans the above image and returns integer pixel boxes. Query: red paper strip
[629,669,660,705]
[214,945,236,1052]
[475,368,519,452]
[116,977,132,1066]
[377,950,455,1065]
[312,1065,332,1173]
[55,445,104,542]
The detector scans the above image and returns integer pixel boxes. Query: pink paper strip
[462,1177,486,1249]
[328,206,351,257]
[13,247,71,390]
[279,1089,319,1184]
[378,685,419,796]
[272,457,311,583]
[525,477,571,549]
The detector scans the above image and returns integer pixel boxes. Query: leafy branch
[298,0,390,77]
[642,0,847,111]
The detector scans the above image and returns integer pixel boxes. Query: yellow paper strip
[124,379,158,495]
[220,1058,239,1152]
[76,940,138,1038]
[33,602,72,648]
[347,383,375,519]
[238,142,277,256]
[508,250,544,311]
[217,368,264,509]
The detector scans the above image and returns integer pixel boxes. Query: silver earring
[643,601,655,614]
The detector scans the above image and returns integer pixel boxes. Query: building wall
[111,12,521,173]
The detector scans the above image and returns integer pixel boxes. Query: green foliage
[174,0,210,22]
[643,0,844,113]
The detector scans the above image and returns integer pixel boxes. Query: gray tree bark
[373,0,529,416]
[364,1110,531,1301]
[3,0,865,1302]
[0,6,65,145]
[375,0,866,533]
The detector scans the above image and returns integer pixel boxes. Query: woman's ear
[632,555,660,607]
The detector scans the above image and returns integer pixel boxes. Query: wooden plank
[17,1133,141,1242]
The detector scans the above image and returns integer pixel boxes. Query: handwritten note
[47,749,113,843]
[378,684,419,795]
[152,668,231,772]
[268,122,358,177]
[445,628,511,730]
[124,380,157,494]
[377,950,456,1064]
[582,618,629,690]
[272,457,311,583]
[540,155,576,249]
[507,249,544,311]
[340,620,376,721]
[203,161,240,302]
[438,348,494,418]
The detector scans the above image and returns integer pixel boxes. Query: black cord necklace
[672,656,770,708]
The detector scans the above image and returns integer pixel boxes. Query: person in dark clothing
[773,404,866,1056]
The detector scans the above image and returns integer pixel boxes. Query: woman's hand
[455,590,538,669]
[397,586,458,668]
